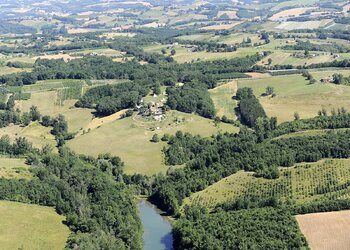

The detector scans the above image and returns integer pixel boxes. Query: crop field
[209,80,237,120]
[32,54,78,61]
[22,79,86,93]
[0,201,69,250]
[270,0,322,11]
[143,44,256,63]
[237,74,350,122]
[296,210,350,250]
[275,20,332,30]
[217,10,237,19]
[258,52,337,66]
[273,128,350,140]
[269,7,315,21]
[184,159,350,209]
[199,22,242,30]
[67,110,239,176]
[0,158,31,179]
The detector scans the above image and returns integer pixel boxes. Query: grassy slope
[237,74,350,123]
[0,122,56,149]
[17,91,94,134]
[0,157,31,179]
[67,111,239,176]
[184,159,350,209]
[209,80,237,120]
[0,200,70,250]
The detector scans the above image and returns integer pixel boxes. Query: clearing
[67,110,239,176]
[296,210,350,250]
[0,157,31,179]
[209,80,237,120]
[237,74,350,123]
[0,122,56,149]
[0,200,70,250]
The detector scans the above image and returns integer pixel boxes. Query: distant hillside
[0,22,36,34]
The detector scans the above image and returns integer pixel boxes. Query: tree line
[0,141,142,249]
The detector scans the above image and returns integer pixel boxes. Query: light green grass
[22,79,86,93]
[143,44,256,63]
[0,67,31,76]
[184,159,350,209]
[0,200,70,250]
[209,81,237,120]
[259,52,337,66]
[0,122,56,149]
[0,158,31,179]
[271,0,321,11]
[67,110,239,176]
[237,74,350,122]
[273,128,350,140]
[17,91,94,134]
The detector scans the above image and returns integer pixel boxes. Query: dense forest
[150,129,350,214]
[0,139,142,249]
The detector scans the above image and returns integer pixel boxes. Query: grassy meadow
[68,110,240,176]
[237,74,350,122]
[184,159,350,210]
[0,158,31,179]
[209,80,237,120]
[0,122,56,149]
[0,201,70,250]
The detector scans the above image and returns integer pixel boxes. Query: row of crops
[187,159,350,209]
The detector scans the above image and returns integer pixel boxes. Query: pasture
[209,80,237,120]
[0,122,56,149]
[275,20,332,30]
[17,86,95,134]
[143,44,256,63]
[296,210,350,250]
[258,52,337,66]
[0,157,31,179]
[0,67,31,76]
[0,200,69,250]
[67,110,239,176]
[237,74,350,122]
[184,159,350,209]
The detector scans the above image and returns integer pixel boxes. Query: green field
[68,111,240,176]
[209,81,237,120]
[184,159,350,210]
[271,0,321,11]
[0,67,31,76]
[0,122,56,149]
[237,74,350,122]
[0,158,31,179]
[0,200,70,250]
[17,91,94,134]
[143,44,256,63]
[258,52,337,66]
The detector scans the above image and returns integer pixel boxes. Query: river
[138,200,173,250]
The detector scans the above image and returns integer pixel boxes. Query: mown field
[0,200,70,250]
[68,110,240,176]
[184,159,350,210]
[296,210,350,250]
[0,157,31,179]
[237,73,350,122]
